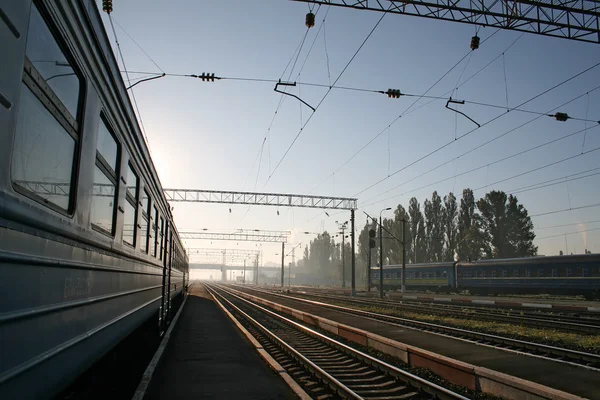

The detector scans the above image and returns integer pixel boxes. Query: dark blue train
[371,253,600,299]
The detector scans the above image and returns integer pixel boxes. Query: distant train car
[456,254,600,299]
[371,262,456,291]
[1,1,188,399]
[373,254,600,299]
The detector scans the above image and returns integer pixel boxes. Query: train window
[11,4,83,213]
[567,268,573,277]
[151,206,158,257]
[552,268,558,277]
[140,190,150,253]
[583,268,590,277]
[91,117,119,235]
[525,269,531,278]
[538,268,544,277]
[514,269,519,277]
[24,4,81,116]
[123,164,138,246]
[148,203,155,256]
[480,271,486,278]
[502,269,507,277]
[159,217,165,260]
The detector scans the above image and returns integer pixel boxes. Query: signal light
[386,89,402,98]
[470,35,480,50]
[306,12,315,28]
[369,239,376,248]
[102,0,113,14]
[554,112,569,122]
[369,229,376,238]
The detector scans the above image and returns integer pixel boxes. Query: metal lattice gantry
[292,0,600,44]
[163,189,358,210]
[187,248,260,263]
[180,230,291,243]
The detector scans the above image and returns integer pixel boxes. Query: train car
[0,1,188,399]
[457,254,600,299]
[371,262,456,291]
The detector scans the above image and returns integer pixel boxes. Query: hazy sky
[100,0,600,267]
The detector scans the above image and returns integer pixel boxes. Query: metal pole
[281,242,285,287]
[379,215,384,299]
[243,259,246,284]
[341,229,345,288]
[402,218,407,294]
[351,209,356,296]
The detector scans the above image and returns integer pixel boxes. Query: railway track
[206,283,470,400]
[235,285,600,371]
[292,286,600,319]
[278,289,600,335]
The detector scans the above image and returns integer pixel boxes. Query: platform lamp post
[379,207,391,299]
[335,221,349,288]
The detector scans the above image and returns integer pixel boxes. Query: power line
[311,30,506,192]
[530,202,600,218]
[537,219,600,230]
[111,17,164,73]
[361,123,600,208]
[361,83,600,206]
[354,59,600,198]
[510,170,600,195]
[537,227,600,240]
[107,14,151,148]
[266,8,389,184]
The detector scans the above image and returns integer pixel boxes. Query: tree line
[293,189,537,285]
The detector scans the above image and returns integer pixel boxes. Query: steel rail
[208,283,470,400]
[238,286,600,370]
[283,289,600,335]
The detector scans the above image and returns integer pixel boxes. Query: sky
[99,0,600,272]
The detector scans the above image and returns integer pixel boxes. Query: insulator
[470,35,480,50]
[102,0,113,14]
[306,12,315,28]
[554,112,570,122]
[386,89,401,99]
[200,73,215,82]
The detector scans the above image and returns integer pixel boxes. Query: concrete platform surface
[241,287,600,400]
[143,286,298,400]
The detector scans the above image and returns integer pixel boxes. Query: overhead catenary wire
[107,14,151,148]
[536,227,600,240]
[537,219,600,230]
[353,59,600,198]
[265,8,390,185]
[311,30,517,191]
[361,83,600,206]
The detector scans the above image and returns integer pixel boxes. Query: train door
[166,230,173,322]
[159,221,169,335]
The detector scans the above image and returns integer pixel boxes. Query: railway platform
[240,287,600,399]
[140,285,299,400]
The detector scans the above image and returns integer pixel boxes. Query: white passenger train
[0,1,189,398]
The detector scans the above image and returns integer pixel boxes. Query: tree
[457,188,485,260]
[443,192,458,261]
[408,197,426,263]
[392,204,412,264]
[424,191,445,262]
[476,191,537,258]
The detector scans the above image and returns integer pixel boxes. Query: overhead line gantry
[291,0,600,44]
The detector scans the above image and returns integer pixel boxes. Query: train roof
[459,253,600,267]
[373,262,455,270]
